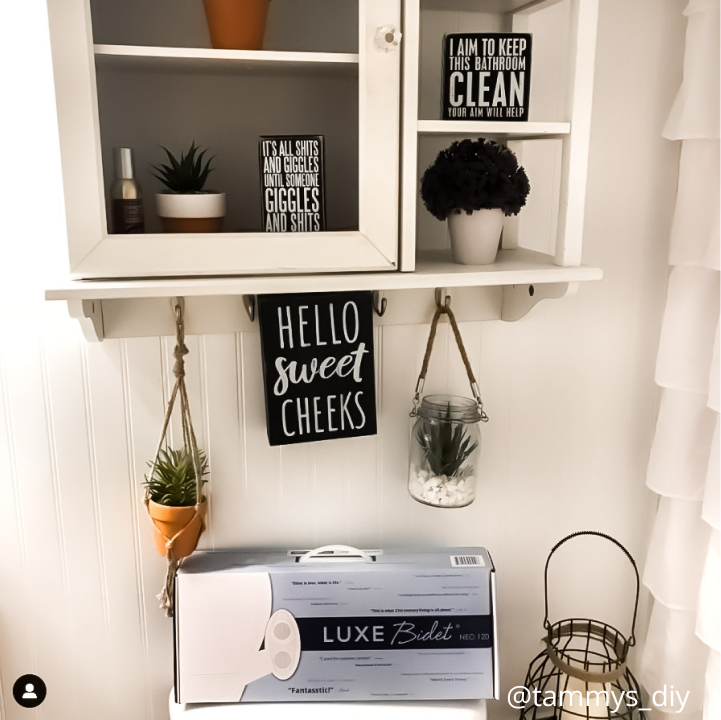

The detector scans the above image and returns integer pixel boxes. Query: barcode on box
[450,555,485,568]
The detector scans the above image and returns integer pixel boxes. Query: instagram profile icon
[12,674,47,708]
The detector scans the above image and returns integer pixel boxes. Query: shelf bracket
[501,282,579,322]
[66,299,104,342]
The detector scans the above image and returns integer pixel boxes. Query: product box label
[296,614,493,651]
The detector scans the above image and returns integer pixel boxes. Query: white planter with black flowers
[421,139,530,266]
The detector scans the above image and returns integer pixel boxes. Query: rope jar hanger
[412,290,489,421]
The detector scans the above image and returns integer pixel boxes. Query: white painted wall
[0,1,685,719]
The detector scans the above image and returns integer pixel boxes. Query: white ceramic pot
[447,208,504,265]
[156,192,226,233]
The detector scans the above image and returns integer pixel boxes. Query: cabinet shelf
[417,120,570,139]
[46,249,602,340]
[47,249,601,300]
[94,44,360,74]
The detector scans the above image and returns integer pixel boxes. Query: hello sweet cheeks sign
[258,292,377,446]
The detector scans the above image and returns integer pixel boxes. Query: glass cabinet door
[47,0,401,278]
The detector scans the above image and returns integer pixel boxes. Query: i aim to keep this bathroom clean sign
[442,33,532,121]
[258,291,377,446]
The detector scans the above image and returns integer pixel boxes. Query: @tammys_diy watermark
[508,684,691,714]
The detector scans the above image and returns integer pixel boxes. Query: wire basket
[519,532,645,720]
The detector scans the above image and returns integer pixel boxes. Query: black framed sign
[259,135,326,233]
[258,291,377,446]
[442,33,532,121]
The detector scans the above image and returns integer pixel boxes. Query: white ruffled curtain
[640,1,720,718]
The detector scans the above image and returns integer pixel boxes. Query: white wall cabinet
[46,0,603,335]
[46,0,401,278]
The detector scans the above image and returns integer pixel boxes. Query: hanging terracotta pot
[202,0,271,50]
[147,498,207,561]
[143,299,210,616]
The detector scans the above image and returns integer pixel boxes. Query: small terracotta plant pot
[156,192,226,234]
[147,498,207,560]
[160,216,224,233]
[203,0,271,50]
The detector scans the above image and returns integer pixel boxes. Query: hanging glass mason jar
[408,292,488,508]
[409,395,482,507]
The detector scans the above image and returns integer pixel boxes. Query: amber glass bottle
[110,147,144,233]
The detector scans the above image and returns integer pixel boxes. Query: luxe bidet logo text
[323,620,455,646]
[297,615,493,651]
[323,624,388,643]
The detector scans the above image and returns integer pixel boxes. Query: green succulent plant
[416,405,478,477]
[144,447,209,507]
[152,141,216,194]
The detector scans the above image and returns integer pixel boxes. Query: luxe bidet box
[174,547,498,704]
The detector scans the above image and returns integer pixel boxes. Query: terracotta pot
[160,217,223,233]
[203,0,271,50]
[156,192,226,234]
[447,208,504,265]
[147,498,207,560]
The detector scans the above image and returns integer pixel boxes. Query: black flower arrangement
[420,138,530,221]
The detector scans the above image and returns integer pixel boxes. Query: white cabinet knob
[375,24,402,52]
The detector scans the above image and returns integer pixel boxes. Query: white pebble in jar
[408,466,476,508]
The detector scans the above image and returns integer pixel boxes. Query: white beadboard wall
[0,1,685,720]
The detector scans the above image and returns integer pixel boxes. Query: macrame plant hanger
[144,298,206,617]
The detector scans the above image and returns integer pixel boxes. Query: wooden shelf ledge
[46,249,601,301]
[47,250,602,341]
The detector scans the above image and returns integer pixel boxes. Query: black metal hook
[171,296,185,325]
[242,295,256,322]
[373,291,388,317]
[435,287,451,309]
